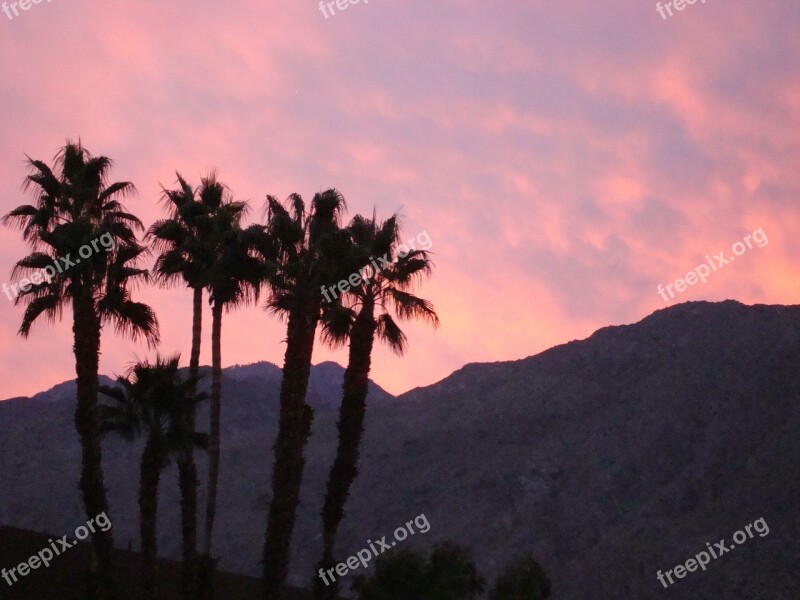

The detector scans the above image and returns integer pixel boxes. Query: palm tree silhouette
[262,190,349,600]
[2,141,159,600]
[202,201,271,572]
[315,214,438,600]
[100,355,208,600]
[147,171,242,600]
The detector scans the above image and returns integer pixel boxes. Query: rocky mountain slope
[1,300,798,598]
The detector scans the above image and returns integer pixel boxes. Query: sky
[0,0,798,399]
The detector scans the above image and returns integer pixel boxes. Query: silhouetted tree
[148,172,234,600]
[202,202,271,593]
[315,214,438,600]
[3,141,159,600]
[262,190,348,599]
[100,355,208,600]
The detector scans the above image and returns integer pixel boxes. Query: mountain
[1,301,798,599]
[222,360,395,409]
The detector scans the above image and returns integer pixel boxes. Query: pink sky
[0,0,798,399]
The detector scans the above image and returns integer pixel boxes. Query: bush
[351,541,485,600]
[426,541,486,599]
[489,556,551,600]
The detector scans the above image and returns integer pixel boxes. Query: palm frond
[376,313,408,355]
[18,294,63,337]
[319,302,355,349]
[387,289,440,327]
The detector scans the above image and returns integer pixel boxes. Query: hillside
[1,301,799,598]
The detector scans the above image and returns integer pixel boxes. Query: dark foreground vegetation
[0,526,550,600]
[0,526,295,600]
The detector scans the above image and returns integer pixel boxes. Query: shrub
[351,541,485,600]
[489,556,551,600]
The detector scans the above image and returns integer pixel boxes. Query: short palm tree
[315,214,438,600]
[2,141,159,600]
[262,190,349,600]
[147,171,245,600]
[100,355,208,600]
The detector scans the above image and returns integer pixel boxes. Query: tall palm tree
[262,190,349,600]
[314,214,438,600]
[2,141,159,600]
[147,172,244,600]
[202,213,272,567]
[100,355,209,600]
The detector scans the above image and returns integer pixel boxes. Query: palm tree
[147,172,243,600]
[202,211,272,572]
[262,190,349,600]
[2,141,159,600]
[315,214,438,600]
[100,355,209,600]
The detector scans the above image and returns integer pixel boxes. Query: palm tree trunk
[140,432,162,600]
[263,297,320,600]
[203,300,223,557]
[72,295,116,600]
[178,286,202,600]
[315,306,376,600]
[189,287,203,381]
